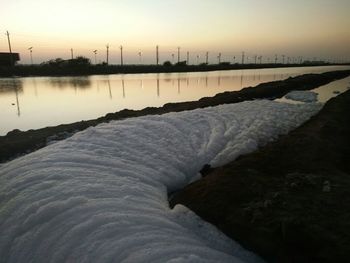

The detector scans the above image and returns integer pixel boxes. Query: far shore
[1,69,349,163]
[1,62,349,78]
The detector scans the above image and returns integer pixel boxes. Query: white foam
[0,100,322,263]
[285,90,318,102]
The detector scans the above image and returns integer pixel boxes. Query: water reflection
[157,77,160,97]
[96,79,114,99]
[15,87,21,117]
[1,66,349,135]
[0,79,23,94]
[122,79,125,98]
[49,77,91,89]
[108,80,112,99]
[101,79,113,99]
[32,78,38,97]
[164,75,172,83]
[0,79,23,117]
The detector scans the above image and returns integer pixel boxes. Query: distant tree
[41,58,65,66]
[175,61,187,66]
[163,61,172,67]
[68,56,91,66]
[40,57,91,68]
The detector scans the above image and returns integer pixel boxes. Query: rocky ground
[1,70,349,163]
[170,88,350,262]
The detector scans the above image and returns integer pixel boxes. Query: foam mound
[285,90,318,102]
[0,100,322,263]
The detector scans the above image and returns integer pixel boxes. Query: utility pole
[177,47,180,63]
[70,48,74,59]
[206,51,209,64]
[106,44,109,65]
[171,53,175,64]
[28,47,33,65]
[187,51,189,65]
[156,45,159,65]
[120,45,123,66]
[138,51,142,64]
[241,51,245,64]
[6,31,13,66]
[93,50,97,64]
[218,53,221,64]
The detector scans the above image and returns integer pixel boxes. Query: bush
[163,61,172,67]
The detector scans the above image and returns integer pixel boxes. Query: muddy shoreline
[1,70,350,163]
[170,88,350,262]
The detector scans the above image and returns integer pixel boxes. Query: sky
[1,0,349,64]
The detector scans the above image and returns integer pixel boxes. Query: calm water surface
[0,65,349,135]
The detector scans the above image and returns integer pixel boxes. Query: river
[0,65,349,135]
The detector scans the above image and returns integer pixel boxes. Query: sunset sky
[1,0,349,64]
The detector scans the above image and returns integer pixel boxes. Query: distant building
[0,52,20,66]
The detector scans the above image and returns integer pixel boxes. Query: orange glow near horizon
[1,0,349,64]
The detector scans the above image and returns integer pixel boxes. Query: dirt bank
[1,70,349,163]
[170,89,350,262]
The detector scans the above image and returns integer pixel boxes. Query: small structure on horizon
[0,52,20,66]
